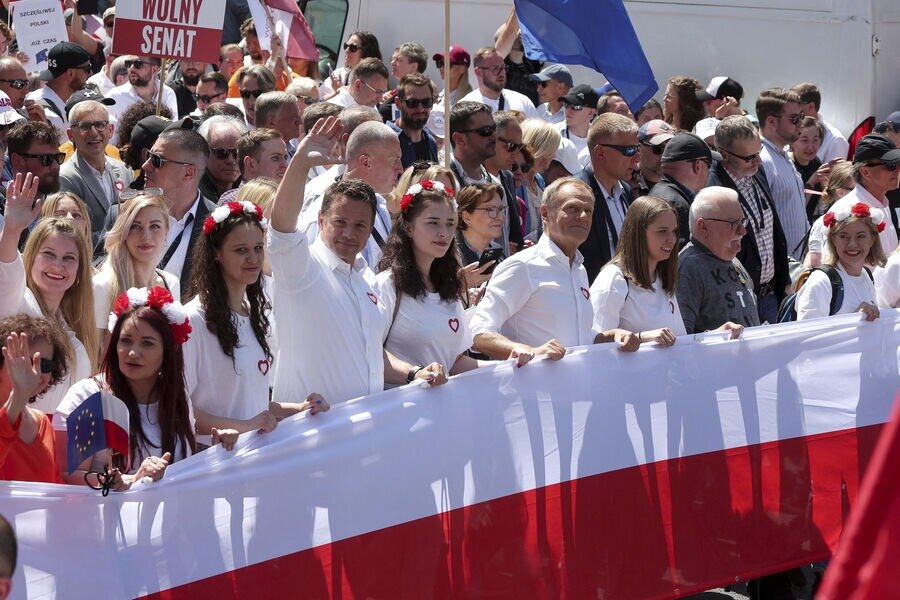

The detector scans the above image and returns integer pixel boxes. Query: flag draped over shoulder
[514,0,657,111]
[259,0,318,61]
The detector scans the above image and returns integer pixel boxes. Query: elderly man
[327,58,390,109]
[471,177,638,362]
[25,42,93,141]
[575,112,639,280]
[710,115,791,323]
[269,116,445,406]
[387,72,438,168]
[197,115,247,203]
[255,91,302,149]
[650,132,720,249]
[460,47,538,120]
[59,100,134,246]
[237,128,288,183]
[529,63,572,125]
[636,119,675,195]
[107,56,179,121]
[677,186,761,333]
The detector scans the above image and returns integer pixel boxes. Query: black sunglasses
[0,78,27,89]
[39,358,55,374]
[721,147,761,163]
[240,89,264,100]
[866,162,899,172]
[211,147,238,160]
[147,151,193,169]
[498,137,523,152]
[640,141,666,155]
[403,97,434,109]
[343,42,360,52]
[598,143,640,157]
[510,163,532,173]
[458,125,496,137]
[124,59,147,69]
[18,151,65,166]
[193,91,224,104]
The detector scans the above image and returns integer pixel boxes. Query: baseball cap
[853,134,900,164]
[527,64,573,88]
[130,116,194,155]
[696,76,744,102]
[39,42,93,82]
[638,119,676,146]
[885,110,900,124]
[432,46,471,67]
[65,88,116,118]
[662,132,723,163]
[559,84,600,109]
[693,117,721,142]
[0,90,24,127]
[553,137,583,176]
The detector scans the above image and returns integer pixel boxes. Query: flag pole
[442,0,450,170]
[156,58,167,116]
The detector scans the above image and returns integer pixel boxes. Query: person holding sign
[107,56,179,122]
[24,42,93,143]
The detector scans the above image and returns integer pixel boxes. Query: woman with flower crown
[796,202,887,321]
[52,287,219,490]
[182,201,328,448]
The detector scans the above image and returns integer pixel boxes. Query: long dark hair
[102,307,196,466]
[377,190,462,302]
[187,212,272,363]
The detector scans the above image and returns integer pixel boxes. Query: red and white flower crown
[108,287,192,345]
[399,179,456,213]
[203,201,265,236]
[823,201,886,233]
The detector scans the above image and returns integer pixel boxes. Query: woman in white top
[376,180,478,377]
[0,174,98,414]
[183,201,326,447]
[325,30,382,93]
[875,247,900,308]
[804,161,854,267]
[93,192,179,358]
[54,286,204,490]
[797,202,886,320]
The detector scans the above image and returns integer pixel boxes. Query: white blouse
[796,263,877,320]
[92,268,181,329]
[875,252,900,309]
[590,264,687,337]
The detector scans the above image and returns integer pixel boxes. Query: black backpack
[777,265,872,322]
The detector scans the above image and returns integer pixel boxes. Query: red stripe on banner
[103,421,130,466]
[141,424,882,600]
[112,20,222,63]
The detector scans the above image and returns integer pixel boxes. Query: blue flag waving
[514,0,657,111]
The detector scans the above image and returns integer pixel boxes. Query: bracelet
[406,365,424,383]
[637,332,643,342]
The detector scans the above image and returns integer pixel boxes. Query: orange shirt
[0,406,62,484]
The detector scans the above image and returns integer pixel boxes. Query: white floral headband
[823,201,886,233]
[399,179,457,213]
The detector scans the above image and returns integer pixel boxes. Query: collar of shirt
[313,235,367,274]
[592,175,624,201]
[450,157,489,184]
[169,192,201,228]
[760,136,789,159]
[846,182,888,209]
[661,175,695,200]
[536,233,584,268]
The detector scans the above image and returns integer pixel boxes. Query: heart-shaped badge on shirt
[367,291,378,305]
[581,287,590,300]
[257,359,270,375]
[448,318,459,332]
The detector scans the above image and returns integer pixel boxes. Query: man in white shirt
[528,64,571,125]
[107,56,179,121]
[471,177,638,363]
[26,42,93,143]
[326,58,389,109]
[268,116,445,405]
[791,82,849,163]
[554,84,598,159]
[460,47,538,120]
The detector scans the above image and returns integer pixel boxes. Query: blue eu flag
[36,48,48,64]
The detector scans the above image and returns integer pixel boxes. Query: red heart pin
[257,360,270,375]
[448,318,459,332]
[581,287,590,300]
[367,291,378,305]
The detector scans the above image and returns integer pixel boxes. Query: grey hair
[339,105,382,136]
[542,176,592,212]
[254,91,297,127]
[689,186,739,235]
[346,121,399,162]
[69,100,109,123]
[714,115,758,151]
[237,65,276,92]
[197,115,248,140]
[284,77,319,99]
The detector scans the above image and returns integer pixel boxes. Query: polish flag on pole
[251,0,318,61]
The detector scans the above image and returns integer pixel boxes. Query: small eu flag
[36,48,48,64]
[66,391,131,473]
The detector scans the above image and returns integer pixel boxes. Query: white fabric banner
[2,312,899,598]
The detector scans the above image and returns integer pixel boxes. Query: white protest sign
[11,0,68,73]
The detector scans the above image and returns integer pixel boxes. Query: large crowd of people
[0,2,898,596]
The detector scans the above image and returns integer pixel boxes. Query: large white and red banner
[2,312,898,599]
[112,0,226,63]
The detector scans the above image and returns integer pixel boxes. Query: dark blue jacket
[386,121,438,169]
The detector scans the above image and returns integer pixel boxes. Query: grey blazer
[59,151,134,248]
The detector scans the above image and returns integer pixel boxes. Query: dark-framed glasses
[0,78,27,89]
[598,143,640,157]
[403,97,434,109]
[211,147,238,160]
[72,120,109,133]
[147,151,193,169]
[721,147,762,163]
[458,125,496,137]
[498,137,523,152]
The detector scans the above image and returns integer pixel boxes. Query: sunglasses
[411,160,436,172]
[0,78,27,89]
[362,80,387,95]
[705,216,749,231]
[119,187,164,202]
[124,59,147,69]
[403,97,434,109]
[866,162,899,172]
[778,112,804,125]
[722,147,761,163]
[71,120,109,133]
[211,147,238,160]
[640,141,666,155]
[298,95,317,105]
[193,91,224,104]
[598,143,640,157]
[874,120,899,134]
[434,59,463,70]
[565,103,586,112]
[239,89,264,100]
[458,125,496,137]
[18,151,65,166]
[509,163,532,173]
[147,151,193,169]
[39,358,55,374]
[343,42,360,53]
[498,137,523,152]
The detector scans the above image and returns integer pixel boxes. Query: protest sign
[112,0,225,63]
[10,0,68,72]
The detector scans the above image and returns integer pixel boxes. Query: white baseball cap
[0,90,24,127]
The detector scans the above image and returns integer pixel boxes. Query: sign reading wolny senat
[112,0,225,63]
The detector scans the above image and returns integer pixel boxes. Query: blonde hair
[389,163,454,213]
[41,192,91,241]
[824,216,887,269]
[236,177,279,216]
[821,161,853,208]
[521,119,562,163]
[22,217,98,372]
[97,194,171,316]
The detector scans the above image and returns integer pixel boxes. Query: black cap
[39,42,92,82]
[559,84,600,109]
[130,116,194,154]
[65,88,115,118]
[696,76,744,102]
[661,132,723,163]
[853,133,900,164]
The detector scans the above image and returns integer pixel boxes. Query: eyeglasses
[0,78,27,89]
[564,103,586,112]
[473,206,507,218]
[458,125,496,137]
[475,64,504,74]
[124,59,147,70]
[298,95,317,105]
[211,147,238,160]
[403,97,434,109]
[193,91,225,104]
[498,137,523,152]
[239,89,264,100]
[147,151,193,169]
[721,147,761,163]
[704,216,749,231]
[119,187,164,202]
[866,162,899,172]
[510,163,532,173]
[640,141,666,155]
[18,151,65,166]
[72,120,109,133]
[362,80,387,95]
[777,112,804,125]
[598,143,640,157]
[343,42,360,53]
[39,358,55,374]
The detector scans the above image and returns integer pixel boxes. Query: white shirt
[326,87,358,108]
[594,176,628,256]
[0,254,90,414]
[267,227,389,405]
[816,119,849,163]
[160,194,201,283]
[25,86,69,142]
[590,264,687,336]
[829,185,899,255]
[182,298,271,445]
[377,271,473,372]
[459,88,538,120]
[470,234,597,348]
[86,69,116,95]
[796,263,876,320]
[300,164,345,215]
[537,102,565,125]
[554,121,588,158]
[299,192,392,267]
[875,251,900,308]
[92,268,181,329]
[107,82,179,121]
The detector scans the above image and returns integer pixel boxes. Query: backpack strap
[816,265,845,316]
